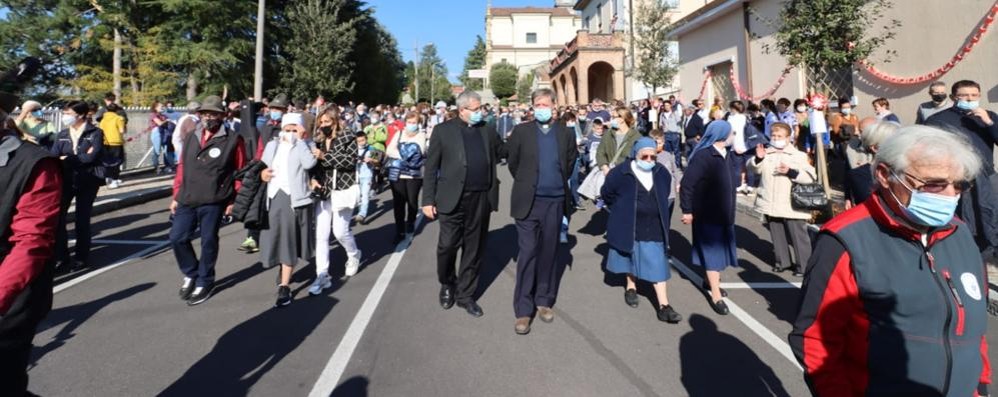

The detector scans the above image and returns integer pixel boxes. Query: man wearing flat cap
[169,95,247,306]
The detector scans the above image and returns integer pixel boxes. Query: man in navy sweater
[505,88,577,335]
[927,80,998,261]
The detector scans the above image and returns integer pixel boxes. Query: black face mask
[930,93,948,103]
[319,126,332,135]
[205,119,223,132]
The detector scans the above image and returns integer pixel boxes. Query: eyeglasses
[637,154,656,161]
[892,170,972,194]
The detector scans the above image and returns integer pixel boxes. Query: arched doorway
[587,61,614,103]
[552,80,560,105]
[559,75,568,104]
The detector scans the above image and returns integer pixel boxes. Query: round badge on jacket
[208,148,222,158]
[960,272,982,301]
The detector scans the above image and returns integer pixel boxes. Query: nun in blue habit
[679,120,738,315]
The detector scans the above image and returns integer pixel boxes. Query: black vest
[177,126,241,207]
[0,136,55,339]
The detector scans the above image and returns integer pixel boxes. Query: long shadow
[679,314,790,397]
[474,224,518,301]
[734,223,777,266]
[330,376,369,397]
[213,260,270,296]
[578,208,608,237]
[159,294,339,396]
[549,233,577,308]
[31,283,157,364]
[733,224,804,325]
[352,223,398,275]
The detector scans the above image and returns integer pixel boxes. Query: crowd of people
[1,77,996,396]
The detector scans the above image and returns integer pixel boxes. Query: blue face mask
[610,119,620,129]
[31,110,44,118]
[270,110,283,121]
[534,108,552,123]
[405,123,419,133]
[956,100,979,111]
[635,159,655,171]
[890,171,960,227]
[468,110,483,125]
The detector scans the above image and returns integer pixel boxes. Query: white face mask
[796,105,807,113]
[61,114,79,126]
[771,139,787,149]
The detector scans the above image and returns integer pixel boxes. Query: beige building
[484,1,581,89]
[668,0,997,120]
[548,0,703,104]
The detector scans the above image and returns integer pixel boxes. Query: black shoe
[657,305,683,323]
[792,270,805,277]
[187,283,215,306]
[275,285,292,307]
[179,278,195,301]
[702,280,728,298]
[624,288,639,308]
[54,260,70,274]
[457,301,484,318]
[772,266,786,273]
[709,299,729,315]
[439,284,455,310]
[405,222,415,234]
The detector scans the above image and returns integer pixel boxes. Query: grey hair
[531,88,556,105]
[872,124,983,182]
[456,91,482,109]
[861,121,900,152]
[929,81,947,90]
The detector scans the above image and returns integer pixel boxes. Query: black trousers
[0,268,52,396]
[55,177,101,264]
[437,190,490,303]
[391,178,422,235]
[513,196,563,317]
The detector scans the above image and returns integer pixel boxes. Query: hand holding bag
[791,182,828,211]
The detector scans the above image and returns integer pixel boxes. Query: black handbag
[791,182,828,211]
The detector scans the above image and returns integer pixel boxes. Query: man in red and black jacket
[169,96,245,306]
[0,120,62,395]
[791,125,991,397]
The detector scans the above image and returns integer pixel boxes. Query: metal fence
[14,107,163,170]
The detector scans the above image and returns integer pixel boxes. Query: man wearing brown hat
[169,95,247,306]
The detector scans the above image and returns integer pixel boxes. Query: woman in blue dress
[601,138,682,323]
[680,120,737,315]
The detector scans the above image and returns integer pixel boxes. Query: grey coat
[262,138,318,208]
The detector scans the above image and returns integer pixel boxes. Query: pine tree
[633,0,678,97]
[281,0,358,101]
[459,35,486,91]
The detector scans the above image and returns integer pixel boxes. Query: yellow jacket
[100,112,125,146]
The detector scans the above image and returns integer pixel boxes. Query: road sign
[468,69,487,79]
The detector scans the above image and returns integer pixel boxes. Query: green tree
[280,0,358,100]
[633,0,678,97]
[490,62,517,100]
[414,43,451,104]
[767,0,900,70]
[459,35,486,91]
[516,72,534,103]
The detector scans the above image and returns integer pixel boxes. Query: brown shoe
[537,306,555,323]
[515,317,531,335]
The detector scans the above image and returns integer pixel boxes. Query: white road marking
[670,258,803,371]
[69,239,167,246]
[309,216,424,397]
[54,241,171,294]
[719,281,802,289]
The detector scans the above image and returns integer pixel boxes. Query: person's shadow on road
[158,294,338,396]
[31,282,157,366]
[679,314,790,397]
[330,376,369,396]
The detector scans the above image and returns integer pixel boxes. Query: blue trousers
[357,176,372,217]
[170,203,224,287]
[664,132,682,169]
[569,158,581,206]
[514,197,563,317]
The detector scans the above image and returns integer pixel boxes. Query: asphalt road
[28,169,998,397]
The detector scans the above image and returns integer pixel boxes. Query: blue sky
[367,0,551,83]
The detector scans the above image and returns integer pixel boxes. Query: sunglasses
[893,170,972,194]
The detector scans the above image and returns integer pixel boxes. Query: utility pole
[414,41,420,104]
[253,0,265,100]
[431,64,435,106]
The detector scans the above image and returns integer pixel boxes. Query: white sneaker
[107,180,120,189]
[559,231,568,244]
[345,250,362,277]
[308,273,332,296]
[736,184,748,194]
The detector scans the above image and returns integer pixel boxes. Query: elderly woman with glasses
[601,137,682,323]
[791,125,989,397]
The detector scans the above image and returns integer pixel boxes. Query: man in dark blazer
[422,90,503,318]
[505,88,577,335]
